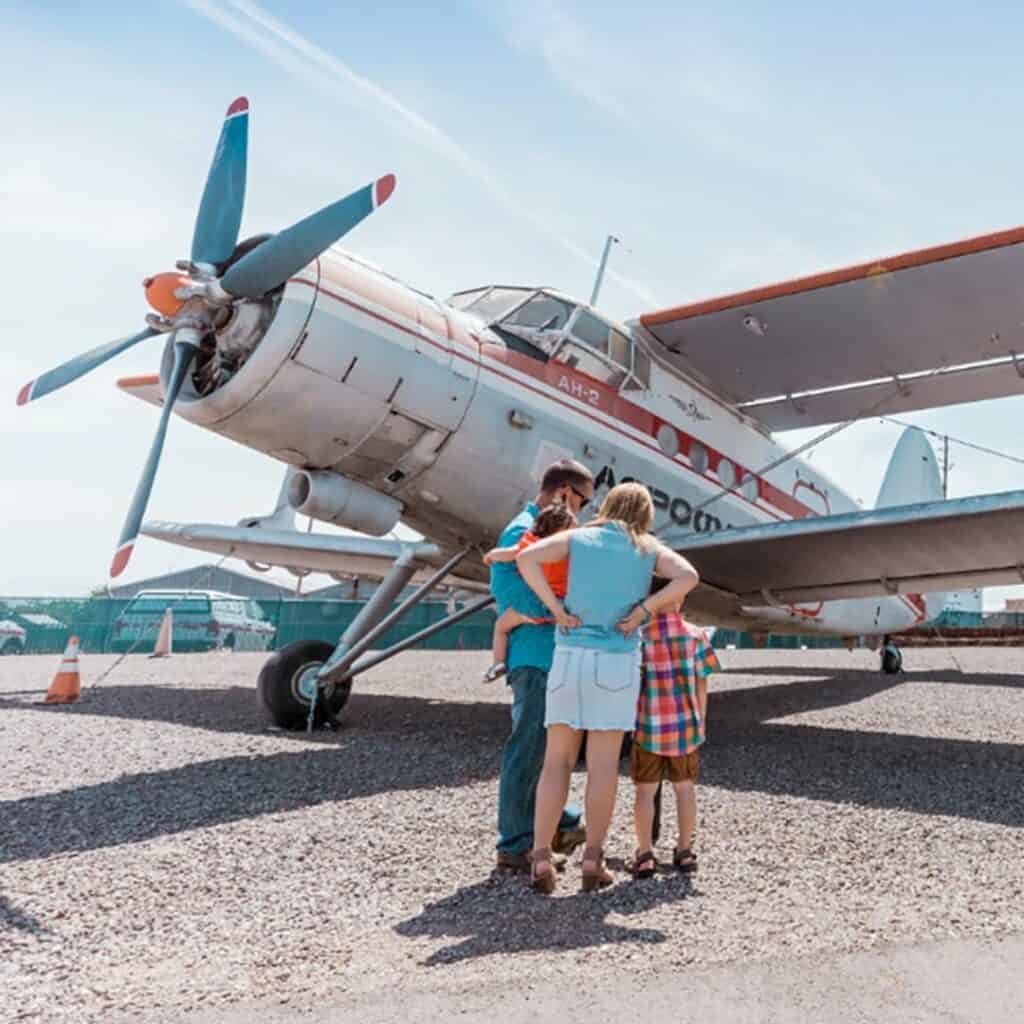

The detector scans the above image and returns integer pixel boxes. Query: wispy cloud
[488,1,892,207]
[180,0,661,307]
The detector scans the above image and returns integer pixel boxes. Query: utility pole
[589,234,620,307]
[942,434,950,499]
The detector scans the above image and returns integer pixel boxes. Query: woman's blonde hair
[592,482,656,551]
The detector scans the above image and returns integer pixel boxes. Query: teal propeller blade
[16,328,160,406]
[191,96,249,267]
[110,338,197,578]
[220,174,395,299]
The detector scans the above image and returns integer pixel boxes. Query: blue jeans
[497,666,582,854]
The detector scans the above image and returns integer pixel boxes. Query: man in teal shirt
[491,459,594,871]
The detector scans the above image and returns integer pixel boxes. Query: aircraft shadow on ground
[1,668,1022,866]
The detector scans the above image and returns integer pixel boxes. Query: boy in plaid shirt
[630,576,719,877]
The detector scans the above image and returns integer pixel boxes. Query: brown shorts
[630,744,699,784]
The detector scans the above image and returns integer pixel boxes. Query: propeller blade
[190,97,250,267]
[110,338,197,578]
[220,174,396,299]
[17,327,160,406]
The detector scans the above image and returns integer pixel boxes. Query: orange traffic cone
[149,609,173,659]
[45,636,82,704]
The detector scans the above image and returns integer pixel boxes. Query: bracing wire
[880,415,1024,469]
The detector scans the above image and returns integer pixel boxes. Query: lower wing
[141,521,490,592]
[666,490,1024,604]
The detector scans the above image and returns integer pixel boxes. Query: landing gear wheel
[881,641,903,675]
[257,640,353,729]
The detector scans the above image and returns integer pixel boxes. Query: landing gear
[880,637,903,675]
[255,545,495,730]
[257,640,351,729]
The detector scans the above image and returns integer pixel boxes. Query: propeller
[16,327,159,406]
[110,337,199,578]
[16,95,397,577]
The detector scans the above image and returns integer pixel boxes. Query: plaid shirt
[635,613,720,756]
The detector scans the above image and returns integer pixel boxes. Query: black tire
[1,639,23,656]
[257,640,352,729]
[881,646,903,674]
[223,633,237,653]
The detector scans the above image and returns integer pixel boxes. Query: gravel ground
[2,647,1023,1022]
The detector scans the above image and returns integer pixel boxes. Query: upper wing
[667,490,1024,604]
[141,520,490,591]
[639,227,1024,431]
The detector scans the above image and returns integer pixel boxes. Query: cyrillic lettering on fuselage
[593,465,728,534]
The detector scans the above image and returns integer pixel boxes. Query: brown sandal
[580,845,614,892]
[629,849,658,880]
[529,847,557,895]
[673,847,698,875]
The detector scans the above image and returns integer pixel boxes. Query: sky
[4,0,1024,607]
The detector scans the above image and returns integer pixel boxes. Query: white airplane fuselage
[162,248,941,638]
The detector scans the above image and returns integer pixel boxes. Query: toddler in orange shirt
[481,503,576,682]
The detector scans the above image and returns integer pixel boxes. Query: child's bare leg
[673,779,697,852]
[490,608,531,665]
[633,782,659,852]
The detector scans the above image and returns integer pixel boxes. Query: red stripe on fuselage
[289,277,819,525]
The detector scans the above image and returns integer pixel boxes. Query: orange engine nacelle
[143,272,190,318]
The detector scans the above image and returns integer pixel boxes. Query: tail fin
[876,427,946,623]
[875,427,943,508]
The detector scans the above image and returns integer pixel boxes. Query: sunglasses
[568,485,591,510]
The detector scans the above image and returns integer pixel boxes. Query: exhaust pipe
[287,470,402,536]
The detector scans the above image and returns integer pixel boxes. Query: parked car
[111,590,276,653]
[0,620,26,655]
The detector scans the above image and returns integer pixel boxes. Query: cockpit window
[506,293,574,332]
[570,310,611,353]
[494,292,576,357]
[624,341,651,391]
[447,288,487,310]
[460,287,532,322]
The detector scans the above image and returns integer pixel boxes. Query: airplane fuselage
[164,248,939,638]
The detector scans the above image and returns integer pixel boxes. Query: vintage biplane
[18,98,1024,727]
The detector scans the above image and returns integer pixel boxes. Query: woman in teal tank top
[517,482,700,893]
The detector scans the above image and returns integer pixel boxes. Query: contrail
[181,0,662,309]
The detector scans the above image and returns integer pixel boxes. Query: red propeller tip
[110,543,134,579]
[374,174,396,208]
[16,380,34,406]
[226,96,249,117]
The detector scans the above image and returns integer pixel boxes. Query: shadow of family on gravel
[395,867,698,965]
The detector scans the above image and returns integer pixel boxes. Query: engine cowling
[287,470,402,536]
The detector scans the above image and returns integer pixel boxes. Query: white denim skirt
[544,645,642,731]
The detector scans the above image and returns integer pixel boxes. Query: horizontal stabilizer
[666,489,1024,604]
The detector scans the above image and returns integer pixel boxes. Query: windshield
[495,291,577,356]
[455,287,534,323]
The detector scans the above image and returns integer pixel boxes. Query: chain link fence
[0,598,497,655]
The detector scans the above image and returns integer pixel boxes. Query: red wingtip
[375,173,396,207]
[16,380,33,406]
[226,96,249,117]
[110,543,134,579]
